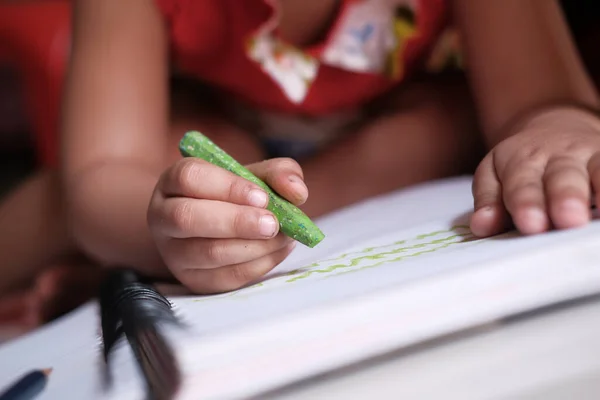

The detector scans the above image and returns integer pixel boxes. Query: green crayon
[179,131,325,248]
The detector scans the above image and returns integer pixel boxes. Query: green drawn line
[223,235,478,303]
[191,225,475,303]
[286,231,473,283]
[330,236,483,280]
[302,239,408,268]
[283,225,471,279]
[298,225,470,269]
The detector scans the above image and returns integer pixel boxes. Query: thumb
[247,158,308,206]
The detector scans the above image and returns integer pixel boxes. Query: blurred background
[0,0,599,197]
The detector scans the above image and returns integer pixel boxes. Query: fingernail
[248,189,269,208]
[560,198,588,213]
[288,175,308,199]
[522,207,547,233]
[558,198,590,226]
[259,215,278,237]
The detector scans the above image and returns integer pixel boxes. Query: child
[1,0,599,296]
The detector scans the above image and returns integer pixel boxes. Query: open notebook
[2,176,600,399]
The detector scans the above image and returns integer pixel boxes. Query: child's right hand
[147,158,308,294]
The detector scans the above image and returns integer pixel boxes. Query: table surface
[264,297,600,400]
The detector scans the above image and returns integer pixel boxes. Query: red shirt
[156,0,448,116]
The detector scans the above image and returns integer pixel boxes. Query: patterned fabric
[156,0,456,115]
[247,0,426,103]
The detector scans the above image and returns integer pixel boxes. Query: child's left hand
[470,106,600,237]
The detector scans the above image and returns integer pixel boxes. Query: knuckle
[231,208,254,236]
[228,178,256,202]
[473,193,497,208]
[226,180,237,202]
[268,158,303,179]
[547,155,574,167]
[507,181,541,196]
[170,200,195,234]
[175,159,205,194]
[228,265,253,287]
[545,159,588,190]
[510,146,547,166]
[276,157,302,172]
[545,159,580,179]
[564,140,593,155]
[205,240,226,265]
[504,182,543,206]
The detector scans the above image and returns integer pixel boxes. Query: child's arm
[453,0,600,237]
[61,0,302,290]
[452,0,598,143]
[61,0,170,276]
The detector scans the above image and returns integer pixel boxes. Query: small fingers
[150,198,280,239]
[247,158,308,205]
[470,154,508,237]
[501,156,549,235]
[179,241,296,294]
[162,234,292,271]
[544,156,591,229]
[159,158,269,208]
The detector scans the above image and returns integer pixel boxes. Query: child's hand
[147,158,308,293]
[470,107,600,237]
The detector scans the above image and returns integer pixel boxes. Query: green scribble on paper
[285,226,473,283]
[330,237,473,280]
[192,225,477,303]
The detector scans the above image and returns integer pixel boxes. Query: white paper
[2,176,600,399]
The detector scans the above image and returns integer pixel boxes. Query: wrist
[491,103,600,146]
[65,162,167,275]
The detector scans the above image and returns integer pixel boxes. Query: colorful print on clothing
[245,0,421,104]
[425,27,463,72]
[320,0,414,75]
[246,35,319,104]
[384,5,418,79]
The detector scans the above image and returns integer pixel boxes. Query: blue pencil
[0,369,51,400]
